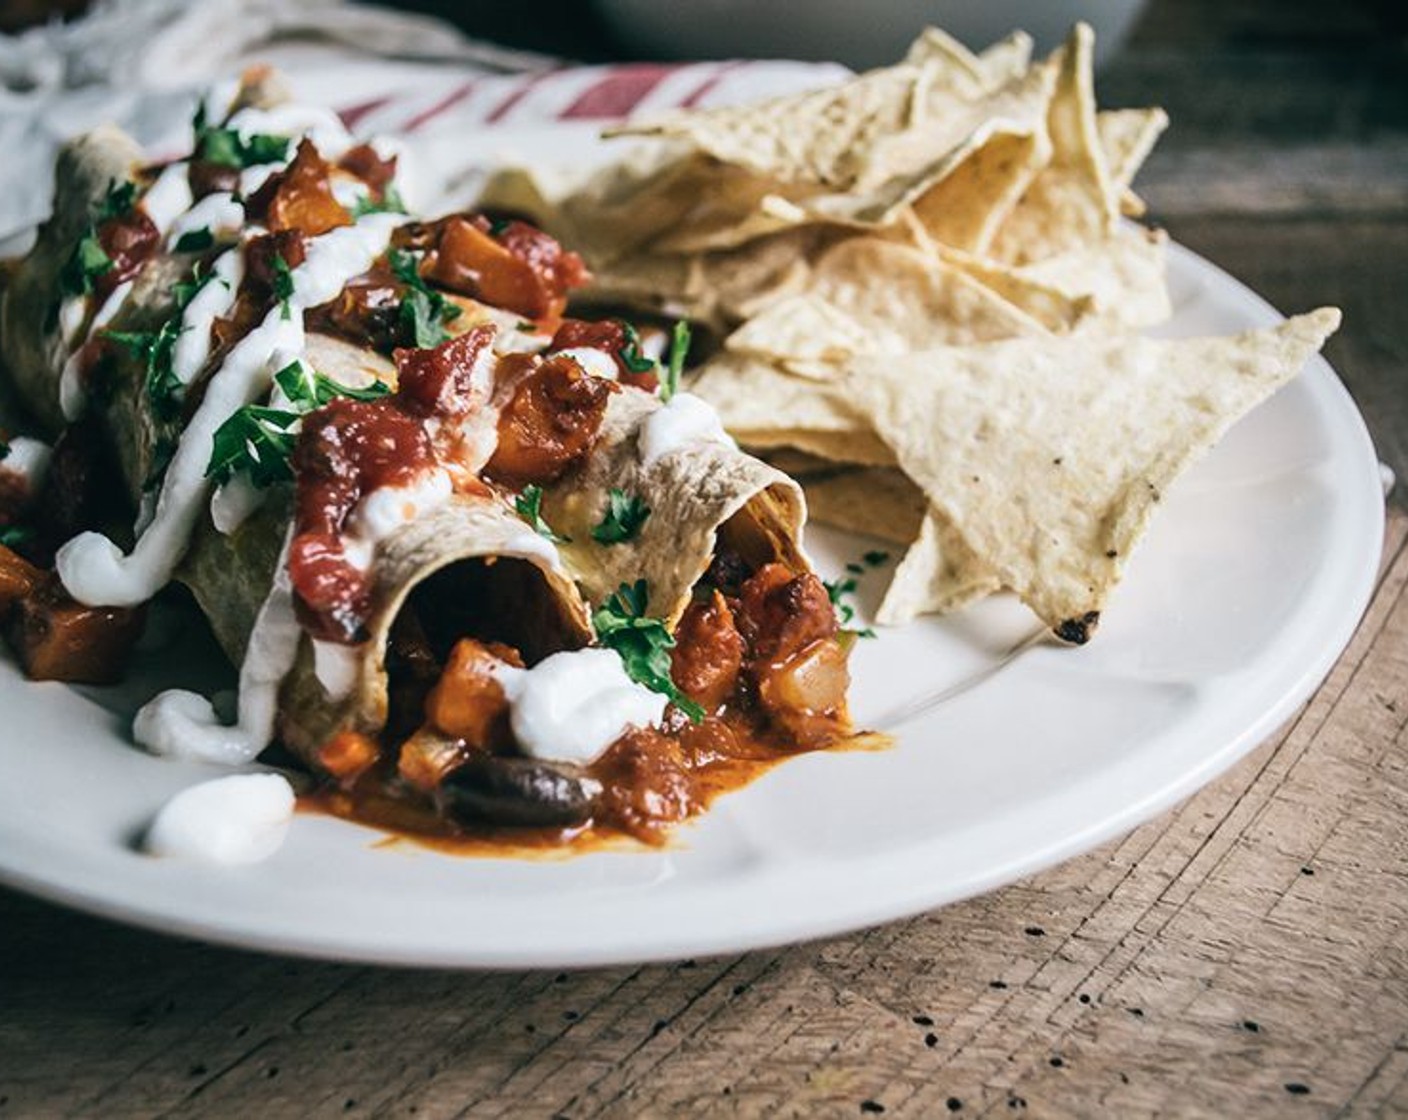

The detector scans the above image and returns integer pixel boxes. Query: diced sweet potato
[6,579,145,684]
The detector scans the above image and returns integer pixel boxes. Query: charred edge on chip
[1054,612,1100,645]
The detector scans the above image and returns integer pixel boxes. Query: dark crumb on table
[1242,1020,1260,1032]
[926,1033,940,1048]
[913,1014,935,1026]
[1050,1056,1065,1068]
[1285,1083,1311,1095]
[860,1100,885,1113]
[1127,1007,1144,1018]
[989,980,1009,990]
[1302,866,1315,875]
[1078,994,1092,1004]
[947,1099,963,1112]
[1024,926,1045,936]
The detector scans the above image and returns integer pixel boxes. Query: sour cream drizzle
[58,277,133,420]
[134,529,303,765]
[638,391,735,465]
[56,212,405,608]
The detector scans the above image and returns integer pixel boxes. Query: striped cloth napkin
[0,0,845,241]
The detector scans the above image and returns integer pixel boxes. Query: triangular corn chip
[845,309,1341,640]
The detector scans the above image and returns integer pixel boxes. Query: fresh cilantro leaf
[205,406,300,487]
[101,323,183,420]
[273,361,389,409]
[390,248,460,348]
[59,231,113,297]
[823,574,875,637]
[516,320,537,332]
[514,484,569,543]
[174,227,215,253]
[103,264,219,422]
[350,184,407,219]
[196,125,290,170]
[846,562,864,575]
[662,319,690,401]
[241,133,291,166]
[272,254,295,319]
[0,525,33,549]
[863,550,890,567]
[592,580,705,722]
[96,180,137,222]
[591,488,650,545]
[399,287,449,348]
[616,322,656,375]
[487,216,512,237]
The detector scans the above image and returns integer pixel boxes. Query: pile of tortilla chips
[484,24,1341,642]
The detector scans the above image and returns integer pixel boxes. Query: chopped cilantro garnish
[59,232,113,297]
[616,322,657,375]
[863,550,890,567]
[516,320,537,333]
[487,217,512,237]
[591,487,651,545]
[514,484,570,543]
[271,254,295,319]
[174,228,215,253]
[846,562,864,575]
[592,580,704,722]
[273,361,389,408]
[103,263,221,421]
[390,248,460,348]
[824,571,876,639]
[351,184,407,219]
[0,525,33,549]
[59,179,139,298]
[196,124,290,170]
[202,363,392,490]
[206,406,300,487]
[96,180,137,223]
[662,319,690,401]
[824,576,859,627]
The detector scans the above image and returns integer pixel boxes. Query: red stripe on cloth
[558,64,677,120]
[402,79,480,134]
[337,96,392,130]
[485,69,559,124]
[679,59,746,109]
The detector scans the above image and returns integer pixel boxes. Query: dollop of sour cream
[494,648,666,766]
[554,346,619,381]
[0,436,53,500]
[638,392,735,465]
[143,773,295,864]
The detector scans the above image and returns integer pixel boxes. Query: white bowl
[594,0,1149,70]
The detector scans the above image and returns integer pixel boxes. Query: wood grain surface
[2,2,1406,1117]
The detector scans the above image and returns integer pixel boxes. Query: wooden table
[3,2,1406,1115]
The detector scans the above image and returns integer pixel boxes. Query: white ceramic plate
[0,241,1383,968]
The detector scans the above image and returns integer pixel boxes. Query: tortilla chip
[989,24,1119,267]
[909,126,1050,254]
[933,245,1095,334]
[742,429,897,468]
[845,309,1341,640]
[975,31,1036,86]
[878,509,1003,624]
[1016,225,1171,332]
[800,466,927,542]
[727,237,1049,364]
[1097,107,1169,217]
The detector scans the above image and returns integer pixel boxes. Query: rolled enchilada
[0,76,858,845]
